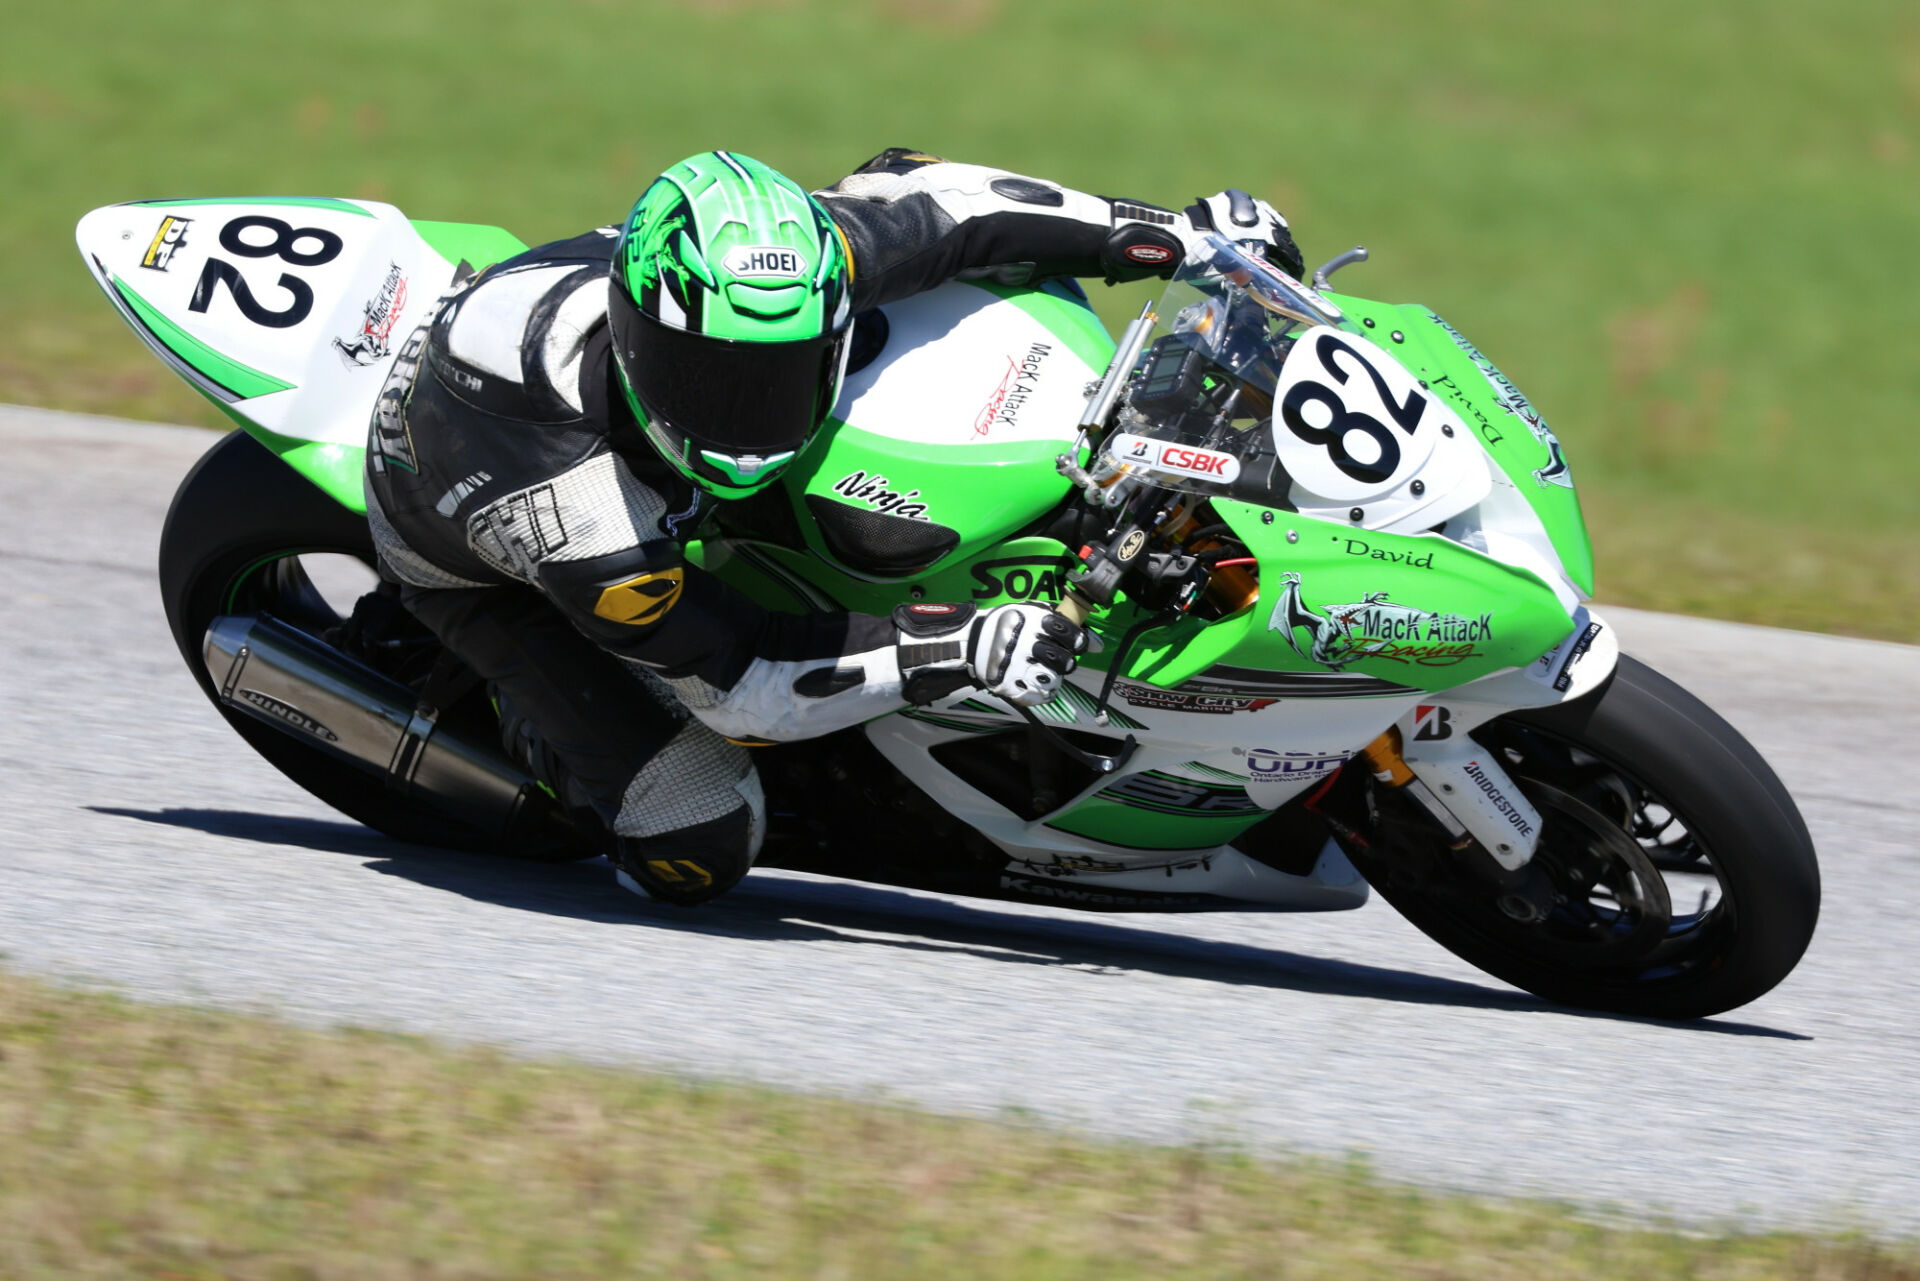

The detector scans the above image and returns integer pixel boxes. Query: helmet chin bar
[698,448,796,488]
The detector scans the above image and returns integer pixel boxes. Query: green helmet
[608,151,854,498]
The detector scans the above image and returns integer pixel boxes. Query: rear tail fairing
[77,199,528,511]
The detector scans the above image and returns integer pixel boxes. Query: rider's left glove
[1182,188,1304,279]
[893,602,1088,708]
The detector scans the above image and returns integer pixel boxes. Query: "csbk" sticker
[1109,432,1242,484]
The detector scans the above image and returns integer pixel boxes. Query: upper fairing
[1321,294,1595,598]
[778,278,1115,576]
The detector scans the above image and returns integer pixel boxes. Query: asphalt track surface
[3,404,1917,1232]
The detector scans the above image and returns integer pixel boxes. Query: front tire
[1352,657,1820,1019]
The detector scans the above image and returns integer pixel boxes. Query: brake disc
[1511,779,1674,966]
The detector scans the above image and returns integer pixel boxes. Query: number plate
[77,198,462,450]
[1271,326,1490,532]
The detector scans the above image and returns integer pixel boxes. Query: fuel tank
[775,278,1114,579]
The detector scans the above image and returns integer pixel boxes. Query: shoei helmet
[609,151,854,498]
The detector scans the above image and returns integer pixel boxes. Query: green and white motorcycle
[77,197,1819,1019]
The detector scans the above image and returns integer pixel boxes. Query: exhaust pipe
[202,614,575,851]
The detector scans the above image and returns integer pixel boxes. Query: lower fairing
[846,607,1621,911]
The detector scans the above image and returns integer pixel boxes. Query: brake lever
[1009,699,1138,776]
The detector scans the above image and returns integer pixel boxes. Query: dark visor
[610,299,846,454]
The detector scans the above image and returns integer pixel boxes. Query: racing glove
[1182,188,1304,279]
[1099,187,1303,283]
[892,602,1088,708]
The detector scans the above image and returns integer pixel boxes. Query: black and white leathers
[363,148,1300,898]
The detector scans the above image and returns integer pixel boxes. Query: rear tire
[158,429,532,852]
[1352,657,1820,1019]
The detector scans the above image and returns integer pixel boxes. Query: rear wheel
[158,429,572,853]
[1349,657,1819,1019]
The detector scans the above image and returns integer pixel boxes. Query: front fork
[1353,605,1618,873]
[1363,729,1545,872]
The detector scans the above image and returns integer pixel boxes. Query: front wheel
[1350,657,1819,1019]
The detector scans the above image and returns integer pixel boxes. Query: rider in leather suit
[364,147,1302,904]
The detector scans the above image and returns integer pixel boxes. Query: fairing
[772,278,1114,579]
[697,243,1600,899]
[83,196,1606,909]
[76,199,529,512]
[1322,295,1594,598]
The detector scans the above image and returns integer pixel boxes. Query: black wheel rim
[1403,719,1743,992]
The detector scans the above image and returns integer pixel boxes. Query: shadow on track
[90,806,1811,1040]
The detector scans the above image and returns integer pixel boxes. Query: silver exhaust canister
[202,614,561,845]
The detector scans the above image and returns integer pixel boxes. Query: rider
[364,148,1302,905]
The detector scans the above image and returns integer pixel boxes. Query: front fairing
[1123,503,1581,694]
[704,243,1593,697]
[1321,295,1594,597]
[1096,237,1591,604]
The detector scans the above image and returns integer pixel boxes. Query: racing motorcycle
[75,196,1819,1019]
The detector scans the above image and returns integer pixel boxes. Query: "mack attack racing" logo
[335,261,409,368]
[1268,573,1492,669]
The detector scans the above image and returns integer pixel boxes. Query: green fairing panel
[1141,502,1577,692]
[1046,797,1265,851]
[133,197,375,217]
[1045,767,1268,851]
[781,428,1080,576]
[265,436,370,514]
[692,535,1085,616]
[101,274,367,512]
[1321,293,1595,595]
[702,502,1575,698]
[409,220,531,274]
[110,275,294,402]
[774,279,1115,579]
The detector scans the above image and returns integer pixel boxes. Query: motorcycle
[76,195,1819,1018]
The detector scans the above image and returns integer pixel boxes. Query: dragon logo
[1270,573,1353,668]
[625,180,700,305]
[1269,573,1493,670]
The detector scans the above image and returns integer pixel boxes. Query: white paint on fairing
[75,199,462,450]
[832,281,1100,450]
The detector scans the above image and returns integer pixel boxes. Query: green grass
[1,965,1914,1280]
[4,0,1916,637]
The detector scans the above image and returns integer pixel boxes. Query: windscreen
[1099,236,1346,496]
[1097,235,1492,535]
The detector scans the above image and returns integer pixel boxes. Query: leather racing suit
[363,148,1301,904]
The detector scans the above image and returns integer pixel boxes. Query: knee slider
[613,809,755,906]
